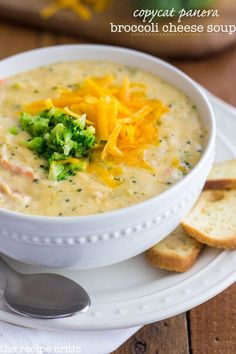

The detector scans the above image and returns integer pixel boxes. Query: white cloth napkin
[0,321,141,354]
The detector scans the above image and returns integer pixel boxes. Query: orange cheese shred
[101,124,123,161]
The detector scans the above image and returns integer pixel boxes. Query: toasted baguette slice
[182,190,236,249]
[205,159,236,190]
[146,226,202,272]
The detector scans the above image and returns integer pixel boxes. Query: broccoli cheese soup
[0,61,206,216]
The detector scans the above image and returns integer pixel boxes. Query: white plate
[0,93,236,331]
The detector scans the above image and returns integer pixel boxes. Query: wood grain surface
[0,20,235,354]
[0,0,235,57]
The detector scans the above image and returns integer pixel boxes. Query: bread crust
[204,179,236,190]
[146,244,202,272]
[181,222,236,249]
[204,159,236,190]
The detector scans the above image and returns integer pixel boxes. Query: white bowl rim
[0,44,216,222]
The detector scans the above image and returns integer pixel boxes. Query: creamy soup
[0,61,206,216]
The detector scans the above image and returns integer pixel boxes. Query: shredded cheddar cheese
[171,157,188,173]
[64,106,94,125]
[41,0,111,20]
[44,98,54,109]
[24,75,168,186]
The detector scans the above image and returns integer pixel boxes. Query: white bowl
[0,45,215,269]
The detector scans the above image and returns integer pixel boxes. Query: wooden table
[0,20,235,354]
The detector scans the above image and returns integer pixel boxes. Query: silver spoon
[0,257,91,319]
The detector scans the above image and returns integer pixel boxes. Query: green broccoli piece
[8,126,19,135]
[46,123,73,155]
[19,108,96,181]
[20,112,49,137]
[73,126,96,157]
[49,160,88,181]
[49,152,67,162]
[23,137,45,153]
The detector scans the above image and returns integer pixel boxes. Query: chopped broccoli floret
[8,126,19,135]
[20,108,96,181]
[23,137,45,153]
[49,160,87,181]
[20,112,49,137]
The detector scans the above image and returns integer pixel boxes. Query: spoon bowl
[0,257,91,319]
